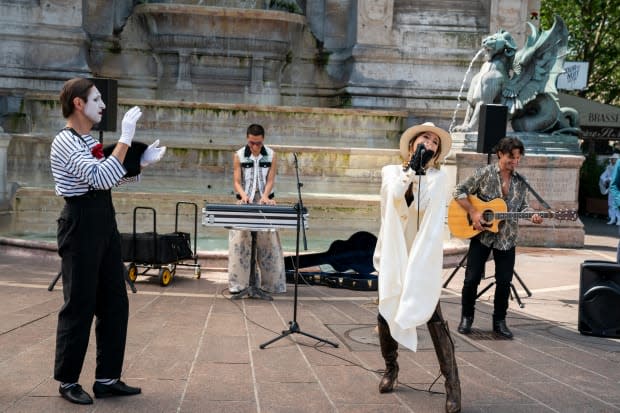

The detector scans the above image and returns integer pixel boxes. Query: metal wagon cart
[121,202,201,286]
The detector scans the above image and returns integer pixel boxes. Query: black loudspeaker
[89,78,118,132]
[477,104,508,154]
[578,260,620,338]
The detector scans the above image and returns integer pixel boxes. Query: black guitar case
[284,231,378,291]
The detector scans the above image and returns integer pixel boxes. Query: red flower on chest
[91,143,104,159]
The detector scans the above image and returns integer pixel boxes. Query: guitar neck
[494,211,554,220]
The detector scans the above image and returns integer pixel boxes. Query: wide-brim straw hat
[399,122,452,162]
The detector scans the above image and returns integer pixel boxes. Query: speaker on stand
[89,78,118,141]
[477,104,508,156]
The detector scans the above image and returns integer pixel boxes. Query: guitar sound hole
[482,210,494,225]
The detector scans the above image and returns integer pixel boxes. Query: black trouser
[54,190,129,383]
[461,237,515,322]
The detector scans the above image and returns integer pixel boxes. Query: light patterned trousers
[228,229,286,293]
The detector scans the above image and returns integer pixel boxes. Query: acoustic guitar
[447,195,578,239]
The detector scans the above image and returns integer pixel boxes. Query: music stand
[231,230,273,301]
[260,154,338,349]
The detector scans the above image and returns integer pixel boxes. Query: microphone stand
[409,146,433,228]
[260,152,338,349]
[292,153,308,250]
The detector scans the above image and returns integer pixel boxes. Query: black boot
[377,315,399,393]
[428,320,462,413]
[457,316,473,334]
[493,319,513,339]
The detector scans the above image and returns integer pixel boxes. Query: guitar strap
[514,172,551,209]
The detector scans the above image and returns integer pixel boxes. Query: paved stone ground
[0,216,619,413]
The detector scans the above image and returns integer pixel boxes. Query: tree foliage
[540,0,620,105]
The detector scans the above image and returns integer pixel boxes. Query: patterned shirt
[50,128,135,197]
[453,163,530,250]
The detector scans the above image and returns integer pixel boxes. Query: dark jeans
[461,237,515,322]
[54,191,129,383]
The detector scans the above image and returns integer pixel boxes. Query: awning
[559,93,620,140]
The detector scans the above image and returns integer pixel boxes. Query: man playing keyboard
[227,124,286,294]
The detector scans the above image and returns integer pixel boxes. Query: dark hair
[494,137,524,157]
[59,78,94,118]
[246,124,265,137]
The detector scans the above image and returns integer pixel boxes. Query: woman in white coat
[373,122,461,413]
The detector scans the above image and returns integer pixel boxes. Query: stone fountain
[134,3,306,105]
[3,0,580,253]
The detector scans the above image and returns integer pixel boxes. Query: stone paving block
[337,404,413,413]
[252,346,317,383]
[386,385,454,412]
[127,352,194,381]
[299,341,367,367]
[180,399,256,412]
[313,364,390,405]
[185,368,255,402]
[470,402,546,412]
[206,312,247,337]
[201,335,250,364]
[190,362,252,384]
[310,299,378,325]
[456,365,541,406]
[257,381,334,412]
[518,380,617,411]
[456,352,556,385]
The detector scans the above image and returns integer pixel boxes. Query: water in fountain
[448,48,485,134]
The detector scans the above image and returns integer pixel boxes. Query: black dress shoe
[93,380,142,398]
[493,320,514,339]
[59,384,93,405]
[457,316,474,334]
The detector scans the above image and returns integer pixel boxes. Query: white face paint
[83,87,106,124]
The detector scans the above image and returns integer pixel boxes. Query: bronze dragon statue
[454,16,580,135]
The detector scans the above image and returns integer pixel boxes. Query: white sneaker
[607,219,615,225]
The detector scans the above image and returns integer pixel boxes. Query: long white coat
[373,164,447,351]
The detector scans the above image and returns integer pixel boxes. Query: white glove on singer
[140,139,167,167]
[118,106,142,146]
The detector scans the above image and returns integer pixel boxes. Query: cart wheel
[127,264,138,282]
[159,267,173,287]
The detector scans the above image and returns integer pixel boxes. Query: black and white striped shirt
[50,129,134,197]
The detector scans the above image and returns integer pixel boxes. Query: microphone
[407,145,435,175]
[404,144,423,172]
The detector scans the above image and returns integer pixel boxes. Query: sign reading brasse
[558,93,620,140]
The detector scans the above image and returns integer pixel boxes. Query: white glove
[118,106,142,146]
[140,139,167,167]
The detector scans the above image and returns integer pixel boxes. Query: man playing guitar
[452,137,543,339]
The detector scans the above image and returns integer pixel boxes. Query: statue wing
[502,16,569,114]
